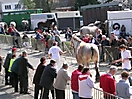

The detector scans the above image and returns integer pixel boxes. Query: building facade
[0,0,24,12]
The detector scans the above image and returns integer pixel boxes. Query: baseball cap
[12,47,17,51]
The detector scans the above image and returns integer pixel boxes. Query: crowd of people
[0,43,131,99]
[81,26,132,48]
[0,22,132,99]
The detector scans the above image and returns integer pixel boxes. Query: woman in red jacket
[71,65,84,99]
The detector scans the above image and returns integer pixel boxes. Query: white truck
[107,10,132,36]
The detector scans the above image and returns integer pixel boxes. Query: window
[15,4,21,9]
[5,5,11,9]
[47,14,53,18]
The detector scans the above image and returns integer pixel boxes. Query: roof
[81,1,120,10]
[2,9,43,13]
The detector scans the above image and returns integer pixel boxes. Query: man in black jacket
[33,56,46,99]
[40,59,57,99]
[17,51,34,94]
[3,47,17,85]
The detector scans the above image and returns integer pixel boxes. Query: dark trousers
[5,68,10,84]
[0,63,2,72]
[19,76,28,93]
[8,72,14,86]
[55,88,65,99]
[34,83,42,99]
[80,98,92,99]
[12,72,18,92]
[41,87,54,99]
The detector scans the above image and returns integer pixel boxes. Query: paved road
[0,44,132,99]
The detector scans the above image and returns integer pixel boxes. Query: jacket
[39,64,57,90]
[11,58,20,74]
[3,53,12,69]
[71,69,82,92]
[116,79,132,99]
[17,57,33,77]
[100,73,116,95]
[33,63,46,84]
[54,68,70,90]
[8,58,15,72]
[78,74,94,98]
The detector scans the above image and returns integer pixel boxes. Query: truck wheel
[113,23,120,30]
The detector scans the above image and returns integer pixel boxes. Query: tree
[33,0,53,12]
[19,0,35,9]
[74,0,100,10]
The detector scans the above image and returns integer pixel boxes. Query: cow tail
[91,47,94,59]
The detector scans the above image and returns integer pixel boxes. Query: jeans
[124,68,132,85]
[72,92,80,99]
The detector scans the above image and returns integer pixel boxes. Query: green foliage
[74,0,100,10]
[33,0,53,12]
[19,0,35,9]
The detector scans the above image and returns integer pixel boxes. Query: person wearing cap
[17,51,34,94]
[48,42,66,71]
[100,66,117,99]
[3,47,17,85]
[54,63,70,99]
[114,44,132,86]
[40,59,57,99]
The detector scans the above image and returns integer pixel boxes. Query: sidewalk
[0,44,131,99]
[0,74,33,99]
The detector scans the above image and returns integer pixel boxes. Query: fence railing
[93,87,123,99]
[0,34,132,63]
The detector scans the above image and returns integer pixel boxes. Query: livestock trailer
[81,2,121,25]
[107,10,132,35]
[55,11,82,30]
[2,9,43,30]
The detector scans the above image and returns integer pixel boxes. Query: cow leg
[95,62,100,82]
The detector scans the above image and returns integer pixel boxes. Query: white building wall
[2,2,24,12]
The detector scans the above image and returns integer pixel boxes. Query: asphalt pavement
[0,43,132,99]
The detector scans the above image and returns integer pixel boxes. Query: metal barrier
[0,34,131,63]
[93,87,123,99]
